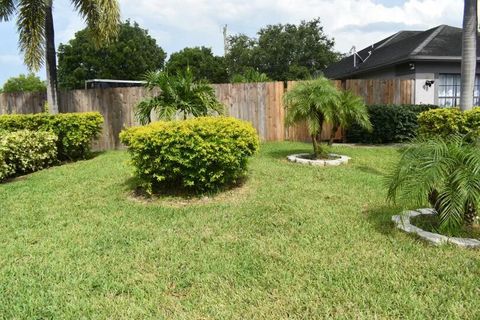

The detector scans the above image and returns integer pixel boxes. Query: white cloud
[116,0,463,54]
[0,0,465,84]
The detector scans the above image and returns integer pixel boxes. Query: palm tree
[328,90,372,146]
[460,0,478,111]
[283,77,340,158]
[0,0,120,114]
[136,68,225,124]
[387,135,480,233]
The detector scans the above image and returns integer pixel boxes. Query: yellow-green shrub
[418,107,480,139]
[120,117,260,193]
[0,130,58,181]
[0,112,103,160]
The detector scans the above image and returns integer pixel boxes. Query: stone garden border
[286,153,351,167]
[392,208,480,248]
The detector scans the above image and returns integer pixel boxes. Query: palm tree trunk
[317,113,325,157]
[460,0,477,111]
[328,124,339,146]
[45,1,59,114]
[464,201,476,226]
[311,134,319,159]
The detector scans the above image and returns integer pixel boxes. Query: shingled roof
[324,25,480,79]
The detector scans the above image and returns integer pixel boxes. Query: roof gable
[324,25,477,79]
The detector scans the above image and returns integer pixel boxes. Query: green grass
[1,142,480,319]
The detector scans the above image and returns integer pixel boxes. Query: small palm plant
[136,68,224,124]
[284,77,371,158]
[387,135,480,233]
[328,90,372,146]
[284,78,340,159]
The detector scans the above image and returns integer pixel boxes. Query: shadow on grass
[1,151,107,186]
[355,165,384,176]
[122,176,248,203]
[86,151,106,160]
[266,148,312,160]
[365,205,403,236]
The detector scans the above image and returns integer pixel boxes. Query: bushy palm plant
[136,68,224,124]
[328,90,372,146]
[284,77,371,158]
[387,135,480,233]
[284,78,340,158]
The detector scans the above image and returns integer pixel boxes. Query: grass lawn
[1,142,480,319]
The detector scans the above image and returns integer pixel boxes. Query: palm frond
[0,0,17,21]
[136,68,224,123]
[71,0,120,45]
[386,134,480,231]
[283,77,340,136]
[17,0,46,71]
[338,90,372,131]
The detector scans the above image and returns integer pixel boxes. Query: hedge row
[418,107,480,139]
[120,116,260,193]
[0,130,58,181]
[0,112,103,160]
[346,104,438,144]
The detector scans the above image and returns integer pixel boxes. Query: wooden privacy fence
[0,79,415,150]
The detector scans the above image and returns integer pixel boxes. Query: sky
[0,0,464,85]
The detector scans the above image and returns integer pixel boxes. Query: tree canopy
[166,47,229,84]
[1,74,46,93]
[225,18,341,81]
[58,21,166,89]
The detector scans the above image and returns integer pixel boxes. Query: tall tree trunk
[45,1,59,114]
[460,0,477,111]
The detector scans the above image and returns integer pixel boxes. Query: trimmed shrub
[0,112,103,160]
[0,130,57,181]
[120,116,260,193]
[417,107,480,139]
[346,104,438,144]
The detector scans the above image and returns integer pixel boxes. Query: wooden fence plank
[0,79,415,148]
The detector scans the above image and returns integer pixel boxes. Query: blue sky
[0,0,463,85]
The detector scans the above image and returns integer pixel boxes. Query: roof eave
[411,55,480,61]
[328,55,480,79]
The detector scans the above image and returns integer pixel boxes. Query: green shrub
[465,108,480,137]
[417,107,480,140]
[0,130,57,181]
[0,112,103,160]
[417,108,466,138]
[120,116,260,194]
[347,104,437,143]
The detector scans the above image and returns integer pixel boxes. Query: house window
[438,74,480,107]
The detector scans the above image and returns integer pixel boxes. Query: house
[324,25,480,107]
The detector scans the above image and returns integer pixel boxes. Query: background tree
[225,18,340,81]
[460,0,478,111]
[1,73,46,93]
[58,21,165,90]
[231,68,270,83]
[0,0,120,113]
[166,47,228,84]
[224,34,258,77]
[136,68,224,124]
